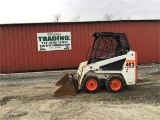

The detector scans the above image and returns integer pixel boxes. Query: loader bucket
[54,74,78,97]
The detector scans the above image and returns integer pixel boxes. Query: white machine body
[76,50,138,89]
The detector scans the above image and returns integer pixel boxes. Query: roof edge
[0,19,160,25]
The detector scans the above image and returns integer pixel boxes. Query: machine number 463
[125,62,135,68]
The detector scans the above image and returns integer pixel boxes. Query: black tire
[82,76,101,93]
[106,75,125,93]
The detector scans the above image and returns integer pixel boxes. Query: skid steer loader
[54,32,138,96]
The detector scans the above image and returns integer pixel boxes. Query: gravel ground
[0,63,160,120]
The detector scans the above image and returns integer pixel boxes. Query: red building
[0,20,159,73]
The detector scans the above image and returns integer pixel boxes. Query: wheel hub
[86,79,98,91]
[110,79,122,91]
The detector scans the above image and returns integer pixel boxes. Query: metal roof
[0,19,160,25]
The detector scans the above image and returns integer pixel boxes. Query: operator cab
[87,32,131,70]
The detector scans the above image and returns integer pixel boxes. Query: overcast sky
[0,0,159,23]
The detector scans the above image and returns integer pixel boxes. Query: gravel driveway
[0,63,160,120]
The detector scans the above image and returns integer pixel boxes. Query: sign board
[37,32,71,51]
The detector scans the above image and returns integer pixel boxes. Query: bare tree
[52,13,61,22]
[119,17,123,20]
[126,16,130,20]
[118,16,131,20]
[103,13,114,21]
[71,15,81,22]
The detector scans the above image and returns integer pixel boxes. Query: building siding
[0,20,159,73]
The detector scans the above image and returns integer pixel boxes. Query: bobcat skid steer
[54,32,138,96]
